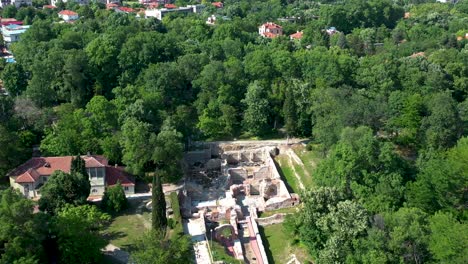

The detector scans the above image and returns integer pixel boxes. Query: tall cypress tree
[71,155,91,199]
[71,155,88,177]
[152,172,167,231]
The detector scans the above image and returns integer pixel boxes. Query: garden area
[259,223,310,263]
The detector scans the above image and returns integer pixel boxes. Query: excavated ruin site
[180,141,300,264]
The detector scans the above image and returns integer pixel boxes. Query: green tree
[101,182,128,213]
[38,170,90,214]
[70,155,88,179]
[2,5,17,18]
[121,117,156,176]
[152,173,167,231]
[428,212,468,264]
[131,230,192,264]
[152,120,184,182]
[0,189,47,264]
[0,125,27,178]
[1,63,28,96]
[53,205,110,264]
[242,81,270,135]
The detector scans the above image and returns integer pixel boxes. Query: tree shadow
[271,158,295,194]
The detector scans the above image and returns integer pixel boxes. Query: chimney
[114,164,118,168]
[87,152,91,156]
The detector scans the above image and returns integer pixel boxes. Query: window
[96,168,104,178]
[92,189,98,193]
[124,186,129,191]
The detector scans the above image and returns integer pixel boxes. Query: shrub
[101,182,128,213]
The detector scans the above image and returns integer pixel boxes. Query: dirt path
[286,151,305,191]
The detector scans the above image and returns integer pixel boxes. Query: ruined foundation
[181,142,300,264]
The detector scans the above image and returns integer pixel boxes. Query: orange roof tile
[59,10,78,16]
[290,31,303,40]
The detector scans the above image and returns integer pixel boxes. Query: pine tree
[152,172,167,231]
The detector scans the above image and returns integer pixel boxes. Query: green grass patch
[274,155,300,193]
[258,206,299,218]
[102,208,151,249]
[259,223,311,264]
[210,241,240,264]
[293,145,323,188]
[168,192,184,240]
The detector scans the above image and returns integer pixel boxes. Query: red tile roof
[106,3,119,9]
[117,6,135,13]
[264,32,280,38]
[9,155,134,187]
[58,10,78,16]
[106,166,135,186]
[164,3,176,9]
[15,169,41,183]
[262,22,282,29]
[212,2,223,8]
[290,31,303,40]
[0,21,23,26]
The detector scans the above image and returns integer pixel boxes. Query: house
[326,26,339,36]
[259,22,283,38]
[289,31,303,40]
[51,0,88,6]
[58,10,79,21]
[7,155,135,199]
[1,24,30,45]
[212,1,223,8]
[0,0,32,8]
[206,14,216,25]
[145,4,205,20]
[114,6,135,13]
[106,2,119,9]
[43,4,57,9]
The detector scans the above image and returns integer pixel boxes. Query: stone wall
[256,213,288,226]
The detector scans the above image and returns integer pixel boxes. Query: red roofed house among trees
[289,31,303,40]
[58,10,79,22]
[8,155,135,199]
[259,22,283,38]
[164,3,176,9]
[212,2,223,8]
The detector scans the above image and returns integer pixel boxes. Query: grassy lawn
[259,223,311,264]
[101,200,151,249]
[274,155,301,193]
[258,206,299,218]
[293,144,323,188]
[210,241,240,264]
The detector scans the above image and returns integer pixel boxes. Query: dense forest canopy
[0,0,467,263]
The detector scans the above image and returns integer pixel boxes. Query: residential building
[1,24,30,45]
[58,10,79,21]
[289,31,303,40]
[114,6,135,13]
[51,0,88,6]
[206,14,216,25]
[259,22,283,38]
[7,155,135,199]
[0,0,32,8]
[212,1,223,8]
[325,26,339,36]
[145,4,205,20]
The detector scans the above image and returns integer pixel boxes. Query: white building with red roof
[58,10,79,22]
[259,22,283,38]
[8,155,135,199]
